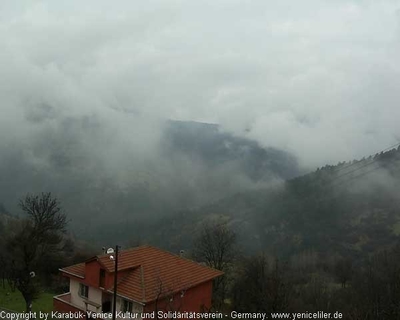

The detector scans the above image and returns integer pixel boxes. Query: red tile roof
[61,245,223,304]
[60,263,85,278]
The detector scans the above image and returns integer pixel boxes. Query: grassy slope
[0,282,54,312]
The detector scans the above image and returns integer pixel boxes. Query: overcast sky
[1,0,400,169]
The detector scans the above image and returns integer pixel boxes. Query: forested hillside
[0,120,299,245]
[148,146,400,260]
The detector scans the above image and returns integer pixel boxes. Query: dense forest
[0,121,299,245]
[162,146,400,319]
[1,142,400,319]
[147,146,400,259]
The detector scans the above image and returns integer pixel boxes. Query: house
[53,245,223,317]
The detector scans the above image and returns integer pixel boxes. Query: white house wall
[69,279,84,309]
[69,278,102,312]
[69,278,143,314]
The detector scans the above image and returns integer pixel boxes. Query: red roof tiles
[60,245,223,304]
[60,263,85,278]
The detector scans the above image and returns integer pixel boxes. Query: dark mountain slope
[146,146,400,259]
[0,119,299,245]
[163,120,299,181]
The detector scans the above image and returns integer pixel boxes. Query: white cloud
[1,0,400,170]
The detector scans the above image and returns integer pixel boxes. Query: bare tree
[192,221,237,309]
[301,273,332,311]
[333,257,353,288]
[232,254,293,313]
[19,192,67,237]
[7,192,68,312]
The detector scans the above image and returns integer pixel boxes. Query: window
[99,269,105,288]
[79,283,89,298]
[122,299,133,313]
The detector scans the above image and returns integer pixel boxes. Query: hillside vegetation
[0,120,299,245]
[147,146,400,260]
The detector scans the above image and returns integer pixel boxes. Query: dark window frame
[79,283,89,298]
[99,269,106,288]
[122,299,133,313]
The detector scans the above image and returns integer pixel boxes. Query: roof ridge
[96,245,151,259]
[146,246,224,273]
[60,262,85,268]
[87,256,116,272]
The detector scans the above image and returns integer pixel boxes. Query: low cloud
[1,0,400,174]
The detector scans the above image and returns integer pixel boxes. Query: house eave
[106,290,145,306]
[59,268,85,279]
